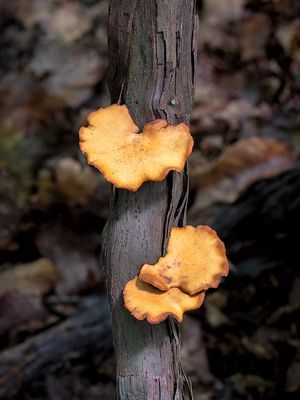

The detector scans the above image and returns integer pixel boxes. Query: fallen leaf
[55,157,101,206]
[0,75,65,132]
[0,126,47,247]
[0,175,28,249]
[29,41,105,108]
[276,19,300,81]
[276,19,300,57]
[241,336,274,359]
[229,373,273,395]
[204,291,230,328]
[267,278,300,324]
[200,0,244,24]
[286,360,300,392]
[215,100,272,134]
[239,13,271,61]
[13,0,106,44]
[34,2,93,44]
[189,137,297,219]
[36,224,101,295]
[192,95,271,140]
[0,290,42,336]
[198,0,245,51]
[0,258,58,295]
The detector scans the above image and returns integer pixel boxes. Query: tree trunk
[102,1,197,398]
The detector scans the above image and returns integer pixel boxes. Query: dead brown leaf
[0,175,28,249]
[215,100,272,133]
[241,336,274,360]
[198,0,244,51]
[192,94,271,139]
[36,224,101,295]
[0,259,58,336]
[204,291,230,328]
[0,258,58,296]
[0,290,42,336]
[33,2,93,44]
[189,137,297,220]
[32,157,110,219]
[267,278,300,324]
[277,19,300,80]
[229,373,273,395]
[239,13,271,61]
[286,360,300,392]
[55,158,101,206]
[29,42,105,108]
[276,19,300,57]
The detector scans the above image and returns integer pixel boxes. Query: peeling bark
[103,1,197,398]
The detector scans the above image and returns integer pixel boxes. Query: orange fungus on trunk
[123,276,205,324]
[79,104,193,191]
[139,225,229,295]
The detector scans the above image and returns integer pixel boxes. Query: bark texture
[103,1,197,398]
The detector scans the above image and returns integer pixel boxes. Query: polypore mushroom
[79,104,193,191]
[124,276,205,324]
[139,225,229,295]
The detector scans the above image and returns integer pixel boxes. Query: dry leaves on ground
[189,137,297,223]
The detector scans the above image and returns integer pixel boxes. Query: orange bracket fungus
[139,225,229,295]
[79,104,193,191]
[123,277,205,324]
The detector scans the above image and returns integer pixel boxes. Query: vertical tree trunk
[102,1,197,398]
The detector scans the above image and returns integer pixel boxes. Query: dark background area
[0,0,300,399]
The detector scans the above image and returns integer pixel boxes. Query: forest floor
[0,0,300,399]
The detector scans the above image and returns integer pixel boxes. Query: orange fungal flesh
[139,225,229,295]
[123,277,205,324]
[79,104,193,191]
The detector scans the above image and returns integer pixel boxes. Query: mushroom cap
[79,104,193,191]
[123,276,205,324]
[139,225,229,295]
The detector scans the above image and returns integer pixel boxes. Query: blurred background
[0,0,300,399]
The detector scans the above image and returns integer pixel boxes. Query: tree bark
[103,1,197,398]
